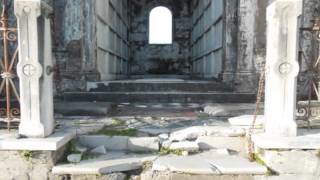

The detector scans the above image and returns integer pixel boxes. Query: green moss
[159,147,183,156]
[19,150,33,161]
[253,153,266,166]
[82,153,98,160]
[97,128,137,137]
[111,118,125,126]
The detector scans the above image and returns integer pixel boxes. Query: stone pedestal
[14,0,55,137]
[264,0,302,137]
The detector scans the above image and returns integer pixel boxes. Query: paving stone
[196,136,246,155]
[128,137,159,152]
[228,115,264,126]
[54,102,111,116]
[67,154,82,163]
[53,154,158,175]
[78,136,129,151]
[152,155,220,174]
[152,151,267,175]
[170,141,199,152]
[252,133,320,149]
[90,146,107,155]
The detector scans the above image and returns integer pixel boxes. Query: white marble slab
[252,132,320,149]
[0,129,75,151]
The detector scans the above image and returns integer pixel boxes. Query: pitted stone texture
[260,150,320,174]
[70,173,127,180]
[0,148,66,180]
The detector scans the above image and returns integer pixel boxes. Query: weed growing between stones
[19,150,33,161]
[159,147,183,156]
[111,118,125,126]
[253,153,277,176]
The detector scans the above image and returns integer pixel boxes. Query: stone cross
[14,0,54,137]
[264,0,303,137]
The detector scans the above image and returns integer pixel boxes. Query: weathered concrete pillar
[264,0,302,137]
[15,0,55,137]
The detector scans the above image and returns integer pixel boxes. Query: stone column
[264,0,302,137]
[15,0,55,138]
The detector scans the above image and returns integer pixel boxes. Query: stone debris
[67,154,82,163]
[169,141,199,152]
[169,126,207,141]
[75,144,88,154]
[79,135,159,152]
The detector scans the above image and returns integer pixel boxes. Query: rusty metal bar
[0,0,20,130]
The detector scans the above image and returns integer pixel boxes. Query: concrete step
[63,91,256,103]
[87,80,233,92]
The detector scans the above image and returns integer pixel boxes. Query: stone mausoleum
[0,0,319,179]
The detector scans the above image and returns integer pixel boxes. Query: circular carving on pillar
[279,62,292,75]
[23,6,31,13]
[23,64,36,77]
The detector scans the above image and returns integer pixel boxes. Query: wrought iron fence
[0,0,20,130]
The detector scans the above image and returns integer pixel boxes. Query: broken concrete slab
[152,155,220,175]
[169,126,246,142]
[169,141,199,152]
[228,115,264,126]
[128,137,159,152]
[78,136,129,151]
[53,154,158,175]
[196,136,246,155]
[204,103,263,117]
[169,126,207,141]
[152,151,267,175]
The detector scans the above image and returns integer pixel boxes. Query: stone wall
[190,0,225,79]
[233,0,268,92]
[95,0,130,80]
[53,0,98,92]
[128,0,192,75]
[0,148,65,180]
